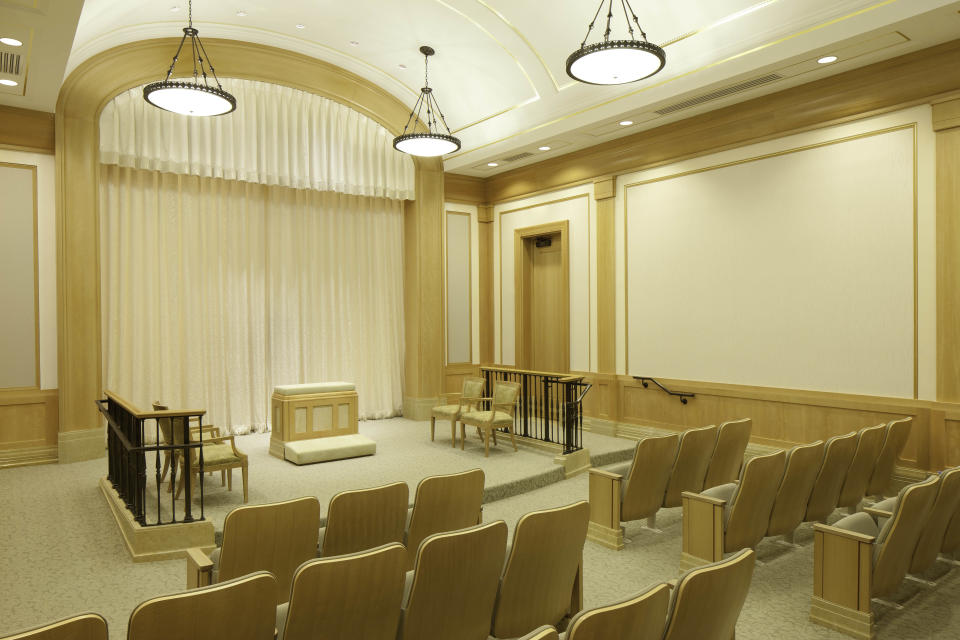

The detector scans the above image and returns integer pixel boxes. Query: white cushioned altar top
[284,434,376,465]
[274,381,355,395]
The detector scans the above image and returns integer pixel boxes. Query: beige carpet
[1,418,958,639]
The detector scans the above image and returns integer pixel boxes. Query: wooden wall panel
[444,173,486,204]
[0,105,55,153]
[443,363,481,395]
[946,418,960,467]
[935,106,960,403]
[0,389,58,466]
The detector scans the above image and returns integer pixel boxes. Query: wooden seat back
[492,501,590,638]
[128,572,276,640]
[836,424,887,509]
[565,583,670,640]
[723,450,786,552]
[662,549,755,640]
[218,496,321,603]
[399,521,507,640]
[702,418,752,490]
[872,474,939,596]
[518,627,559,640]
[909,467,960,574]
[943,505,960,555]
[1,614,108,640]
[282,543,407,640]
[766,441,825,537]
[405,468,485,569]
[804,431,858,522]
[866,417,913,496]
[662,425,718,508]
[620,434,679,522]
[321,481,408,557]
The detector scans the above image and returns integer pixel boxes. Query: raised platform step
[284,433,377,465]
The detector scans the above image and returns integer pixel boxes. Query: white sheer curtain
[100,79,415,200]
[100,165,405,432]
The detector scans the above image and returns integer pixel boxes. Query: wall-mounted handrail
[634,377,695,404]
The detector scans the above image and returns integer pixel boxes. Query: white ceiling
[3,1,960,175]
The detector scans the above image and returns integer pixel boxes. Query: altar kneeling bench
[270,382,374,465]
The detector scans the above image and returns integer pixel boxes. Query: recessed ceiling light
[538,146,551,151]
[170,5,180,12]
[817,55,838,64]
[487,162,499,167]
[296,24,305,29]
[619,120,634,126]
[349,40,359,46]
[0,79,18,86]
[236,10,247,17]
[397,63,407,70]
[0,37,23,47]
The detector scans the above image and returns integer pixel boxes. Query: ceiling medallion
[566,0,666,85]
[143,0,236,117]
[393,46,461,157]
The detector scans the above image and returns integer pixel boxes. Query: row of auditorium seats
[587,418,753,549]
[187,468,486,599]
[811,466,960,638]
[680,417,913,569]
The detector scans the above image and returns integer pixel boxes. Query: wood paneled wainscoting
[0,388,59,467]
[578,373,960,477]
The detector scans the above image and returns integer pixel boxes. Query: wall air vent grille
[0,52,21,75]
[503,151,534,163]
[654,73,782,115]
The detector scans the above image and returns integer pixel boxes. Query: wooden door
[516,227,569,373]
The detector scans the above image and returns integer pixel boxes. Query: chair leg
[241,464,249,503]
[430,416,436,441]
[484,429,491,457]
[461,423,467,450]
[161,452,170,482]
[220,470,226,487]
[492,428,498,446]
[450,418,457,448]
[227,469,232,491]
[507,425,517,452]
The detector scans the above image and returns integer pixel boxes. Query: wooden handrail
[481,365,584,380]
[104,390,206,419]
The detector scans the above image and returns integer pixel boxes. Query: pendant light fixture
[143,0,236,116]
[393,46,461,157]
[566,0,666,85]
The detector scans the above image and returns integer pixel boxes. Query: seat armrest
[812,523,877,544]
[863,506,893,520]
[681,491,727,507]
[186,547,214,589]
[589,468,624,481]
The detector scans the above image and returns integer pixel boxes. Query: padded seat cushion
[274,382,355,395]
[431,404,461,417]
[203,443,242,465]
[834,511,880,537]
[284,434,376,465]
[460,410,513,425]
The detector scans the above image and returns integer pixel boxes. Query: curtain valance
[99,78,416,200]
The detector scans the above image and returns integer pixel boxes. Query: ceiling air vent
[503,151,534,163]
[1,52,21,75]
[654,73,782,116]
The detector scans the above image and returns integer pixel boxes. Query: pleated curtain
[99,79,410,432]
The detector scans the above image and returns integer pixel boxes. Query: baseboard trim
[0,444,57,468]
[58,427,105,463]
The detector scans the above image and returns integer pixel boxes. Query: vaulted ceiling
[2,0,960,175]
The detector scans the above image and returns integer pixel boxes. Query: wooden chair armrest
[202,434,235,445]
[681,490,727,507]
[812,522,877,544]
[667,578,678,589]
[589,468,624,481]
[444,392,461,403]
[863,506,893,519]
[186,547,214,589]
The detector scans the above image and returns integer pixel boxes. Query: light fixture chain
[603,0,614,43]
[188,0,193,28]
[196,36,224,89]
[428,91,454,135]
[191,30,200,82]
[622,0,649,41]
[164,32,189,81]
[580,0,606,48]
[621,0,635,40]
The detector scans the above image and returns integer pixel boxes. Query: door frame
[513,220,569,372]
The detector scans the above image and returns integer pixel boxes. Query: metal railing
[481,366,591,454]
[634,376,696,404]
[98,391,207,525]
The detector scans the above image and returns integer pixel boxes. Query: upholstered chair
[662,549,756,640]
[430,376,485,447]
[836,423,887,512]
[586,433,679,549]
[491,501,590,638]
[765,441,826,540]
[404,468,485,569]
[0,614,108,640]
[398,521,508,640]
[185,496,321,604]
[803,431,858,523]
[459,380,521,457]
[128,572,277,640]
[811,474,939,638]
[681,450,786,570]
[661,425,719,509]
[702,418,753,490]
[319,481,408,557]
[277,543,407,640]
[866,417,913,498]
[564,583,670,640]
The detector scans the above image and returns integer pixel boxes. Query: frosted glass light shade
[143,80,236,116]
[393,133,461,157]
[566,40,666,85]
